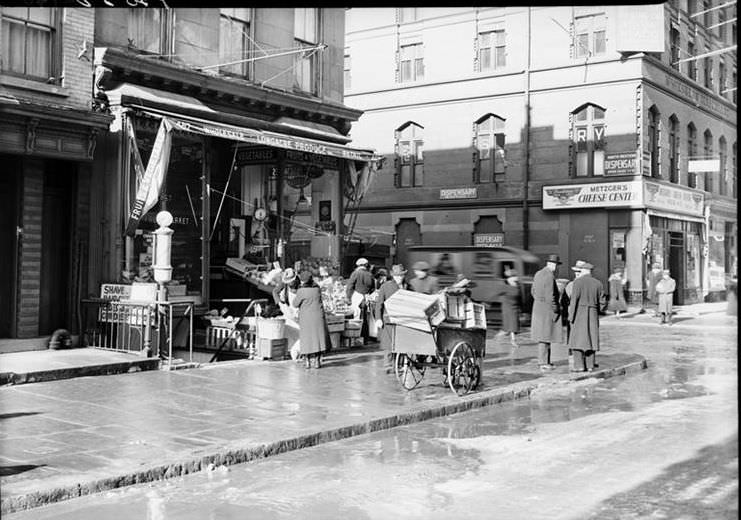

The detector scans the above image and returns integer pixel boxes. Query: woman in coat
[606,267,628,318]
[292,271,328,368]
[655,269,676,325]
[495,268,521,347]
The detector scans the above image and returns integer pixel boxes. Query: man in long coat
[409,261,439,294]
[530,254,562,370]
[568,262,606,372]
[374,264,408,373]
[655,269,676,325]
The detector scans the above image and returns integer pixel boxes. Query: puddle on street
[8,349,736,520]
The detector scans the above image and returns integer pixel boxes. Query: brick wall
[16,160,44,338]
[62,8,96,109]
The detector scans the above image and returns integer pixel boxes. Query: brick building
[1,7,112,340]
[344,4,736,303]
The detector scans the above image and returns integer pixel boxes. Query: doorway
[0,156,21,338]
[668,231,685,305]
[395,218,421,269]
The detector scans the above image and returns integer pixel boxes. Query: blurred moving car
[406,246,541,325]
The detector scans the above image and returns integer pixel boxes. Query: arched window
[648,105,661,178]
[669,115,680,184]
[572,103,606,177]
[719,137,727,196]
[733,142,737,198]
[395,122,424,187]
[687,123,697,188]
[704,129,713,193]
[474,114,506,183]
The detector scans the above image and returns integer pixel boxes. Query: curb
[0,358,160,386]
[0,356,647,515]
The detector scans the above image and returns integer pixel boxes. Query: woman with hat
[606,267,628,318]
[409,260,439,295]
[494,268,521,347]
[292,270,328,368]
[374,264,409,373]
[272,267,299,310]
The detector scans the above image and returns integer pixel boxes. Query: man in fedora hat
[655,269,676,325]
[530,254,563,370]
[346,257,374,322]
[409,260,439,295]
[374,264,409,373]
[568,261,606,372]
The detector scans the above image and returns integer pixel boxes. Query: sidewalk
[0,332,647,515]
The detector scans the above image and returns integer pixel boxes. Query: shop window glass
[648,106,661,178]
[294,8,319,94]
[395,122,424,187]
[669,115,680,184]
[1,7,58,81]
[704,129,713,193]
[574,13,606,58]
[219,8,251,78]
[474,114,506,183]
[572,104,606,177]
[687,123,698,188]
[400,43,424,82]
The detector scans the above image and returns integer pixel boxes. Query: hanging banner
[125,118,173,236]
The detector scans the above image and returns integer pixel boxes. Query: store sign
[688,159,720,173]
[604,152,638,176]
[664,75,734,121]
[235,147,276,165]
[440,187,478,200]
[474,233,504,248]
[100,284,132,301]
[644,181,704,217]
[284,149,340,169]
[542,181,643,209]
[614,4,665,53]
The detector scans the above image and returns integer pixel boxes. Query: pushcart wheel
[447,342,477,396]
[395,352,426,391]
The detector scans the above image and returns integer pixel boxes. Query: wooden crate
[342,328,362,338]
[384,289,445,332]
[256,338,287,360]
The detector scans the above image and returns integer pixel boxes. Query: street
[6,310,736,520]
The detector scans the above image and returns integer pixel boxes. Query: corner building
[345,4,736,304]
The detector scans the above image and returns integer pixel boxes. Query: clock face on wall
[254,207,267,221]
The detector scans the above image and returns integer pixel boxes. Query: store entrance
[668,231,685,305]
[0,156,20,338]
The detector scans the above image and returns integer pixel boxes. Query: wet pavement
[4,305,736,520]
[0,302,734,516]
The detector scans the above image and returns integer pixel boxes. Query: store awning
[647,208,706,224]
[106,83,379,162]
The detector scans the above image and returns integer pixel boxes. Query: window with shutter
[572,103,608,177]
[395,122,424,187]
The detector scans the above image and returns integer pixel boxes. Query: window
[670,27,680,70]
[398,8,418,23]
[718,8,727,41]
[294,8,319,94]
[572,104,606,177]
[719,137,727,196]
[648,106,661,178]
[687,123,698,188]
[703,0,711,27]
[704,52,713,90]
[399,43,424,82]
[719,60,727,97]
[219,9,251,78]
[733,142,737,198]
[574,14,606,58]
[704,129,713,193]
[1,8,59,81]
[129,8,168,55]
[733,68,737,105]
[343,49,350,89]
[479,29,506,70]
[687,40,697,80]
[669,115,680,184]
[687,0,698,15]
[395,122,424,187]
[474,114,506,183]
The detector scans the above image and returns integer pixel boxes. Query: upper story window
[129,8,171,55]
[719,137,728,196]
[733,68,737,105]
[718,60,727,97]
[572,103,606,177]
[687,39,698,81]
[687,0,698,16]
[479,29,506,70]
[343,49,351,90]
[573,13,606,59]
[703,129,713,193]
[1,8,60,82]
[294,8,319,94]
[670,27,680,70]
[669,115,680,184]
[647,105,661,178]
[398,8,418,24]
[399,43,424,83]
[219,8,251,78]
[718,8,727,41]
[703,51,713,90]
[733,142,737,198]
[395,122,424,188]
[702,0,712,27]
[474,114,506,183]
[687,123,698,188]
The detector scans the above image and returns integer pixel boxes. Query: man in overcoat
[568,262,606,372]
[647,262,663,316]
[409,261,439,294]
[530,254,562,370]
[655,269,676,325]
[346,257,374,320]
[374,264,408,373]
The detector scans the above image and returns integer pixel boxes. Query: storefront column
[16,159,44,338]
[626,210,645,306]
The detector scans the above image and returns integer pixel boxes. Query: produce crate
[256,338,287,360]
[342,328,362,338]
[345,319,363,330]
[384,289,445,332]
